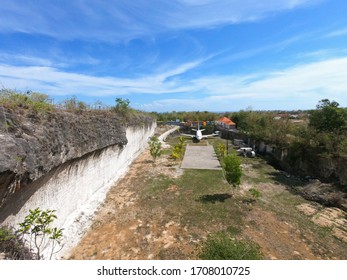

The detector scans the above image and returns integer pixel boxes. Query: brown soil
[69,151,195,260]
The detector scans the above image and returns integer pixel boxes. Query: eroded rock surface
[0,107,152,209]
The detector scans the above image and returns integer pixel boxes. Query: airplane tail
[192,122,205,131]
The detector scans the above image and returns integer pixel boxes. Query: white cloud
[1,55,347,111]
[0,58,203,96]
[140,56,347,111]
[195,57,347,98]
[0,0,321,41]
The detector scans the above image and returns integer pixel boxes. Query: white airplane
[181,122,219,142]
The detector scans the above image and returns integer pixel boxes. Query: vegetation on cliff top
[0,89,154,131]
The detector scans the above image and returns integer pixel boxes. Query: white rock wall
[2,123,155,259]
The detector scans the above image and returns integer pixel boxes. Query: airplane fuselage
[181,122,218,142]
[195,130,203,141]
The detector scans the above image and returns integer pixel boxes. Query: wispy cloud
[0,0,321,41]
[0,53,54,67]
[1,55,347,111]
[195,57,347,98]
[296,48,347,60]
[139,56,347,111]
[326,27,347,38]
[0,57,203,96]
[216,35,304,66]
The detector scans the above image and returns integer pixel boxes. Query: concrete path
[181,145,222,170]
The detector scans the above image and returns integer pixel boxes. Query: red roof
[217,117,235,126]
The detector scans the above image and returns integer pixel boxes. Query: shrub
[216,143,226,158]
[171,137,184,160]
[18,208,64,260]
[115,98,130,115]
[148,136,162,161]
[0,227,33,260]
[199,231,263,260]
[0,89,54,112]
[223,153,242,187]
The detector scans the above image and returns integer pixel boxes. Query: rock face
[0,108,156,258]
[0,108,147,208]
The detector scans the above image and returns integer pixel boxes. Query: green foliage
[18,208,64,260]
[0,89,54,112]
[287,99,347,159]
[309,99,347,133]
[115,97,130,115]
[148,136,162,161]
[62,96,88,112]
[0,227,33,259]
[223,153,242,187]
[248,188,261,199]
[198,231,263,260]
[171,136,185,160]
[216,143,226,158]
[230,110,294,145]
[0,227,14,242]
[152,111,219,122]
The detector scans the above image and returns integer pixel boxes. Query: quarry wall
[0,108,155,258]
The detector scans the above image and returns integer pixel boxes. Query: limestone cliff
[0,107,154,211]
[0,107,156,258]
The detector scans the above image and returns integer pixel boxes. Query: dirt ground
[69,139,347,260]
[68,150,195,260]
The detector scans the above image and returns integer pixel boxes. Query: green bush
[223,153,242,187]
[115,97,130,115]
[216,143,226,158]
[148,135,162,161]
[199,231,263,260]
[171,137,185,160]
[0,227,33,260]
[0,89,54,112]
[18,208,64,260]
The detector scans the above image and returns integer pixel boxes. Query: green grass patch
[141,174,174,197]
[198,231,263,260]
[137,168,246,236]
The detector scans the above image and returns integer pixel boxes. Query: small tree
[216,143,226,158]
[171,137,184,160]
[115,98,130,115]
[148,136,162,162]
[18,208,64,260]
[223,153,242,188]
[309,99,347,133]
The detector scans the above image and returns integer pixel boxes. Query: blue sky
[1,0,347,112]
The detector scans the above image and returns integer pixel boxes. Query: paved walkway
[181,145,222,170]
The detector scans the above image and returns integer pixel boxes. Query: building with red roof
[216,117,236,129]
